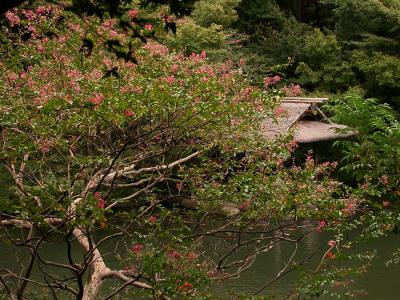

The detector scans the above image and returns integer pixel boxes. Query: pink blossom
[167,249,181,260]
[37,44,45,53]
[196,65,215,77]
[28,25,37,37]
[132,86,143,93]
[186,252,198,260]
[177,281,193,291]
[67,69,81,80]
[144,24,154,31]
[264,75,281,88]
[89,69,103,81]
[149,215,157,224]
[317,220,327,232]
[379,175,389,186]
[5,11,20,27]
[239,200,251,212]
[22,9,35,20]
[190,51,207,61]
[58,35,68,43]
[35,6,48,15]
[125,61,137,68]
[19,72,28,79]
[101,19,116,30]
[131,243,144,254]
[282,84,302,96]
[201,77,209,82]
[128,9,138,19]
[163,15,174,24]
[65,94,73,104]
[142,41,168,56]
[164,75,175,85]
[98,199,105,209]
[328,240,336,247]
[273,106,286,117]
[89,93,105,106]
[109,30,118,37]
[325,251,335,259]
[67,22,81,32]
[124,109,135,117]
[239,58,246,66]
[170,64,179,73]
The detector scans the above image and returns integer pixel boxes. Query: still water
[0,226,399,299]
[212,230,400,299]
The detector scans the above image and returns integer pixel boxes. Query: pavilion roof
[261,97,357,143]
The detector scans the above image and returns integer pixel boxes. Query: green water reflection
[0,226,399,299]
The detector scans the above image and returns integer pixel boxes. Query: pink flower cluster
[163,15,174,24]
[273,106,286,117]
[5,11,20,27]
[94,192,105,209]
[264,75,281,88]
[239,200,251,212]
[163,75,175,85]
[89,93,105,106]
[177,281,193,291]
[197,64,215,76]
[190,51,207,61]
[35,5,51,15]
[317,220,327,232]
[170,64,179,73]
[128,9,138,19]
[131,243,144,254]
[167,249,181,260]
[144,24,154,31]
[149,215,157,224]
[379,175,389,186]
[142,41,169,56]
[22,10,35,20]
[282,84,302,97]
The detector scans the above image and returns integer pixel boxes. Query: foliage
[326,93,400,199]
[164,0,241,55]
[231,0,400,110]
[164,18,226,54]
[234,0,285,37]
[191,0,241,28]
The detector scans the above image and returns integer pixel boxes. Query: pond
[0,224,399,299]
[212,228,400,299]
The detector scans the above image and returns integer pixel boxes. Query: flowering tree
[0,2,398,300]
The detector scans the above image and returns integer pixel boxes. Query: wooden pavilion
[261,97,356,143]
